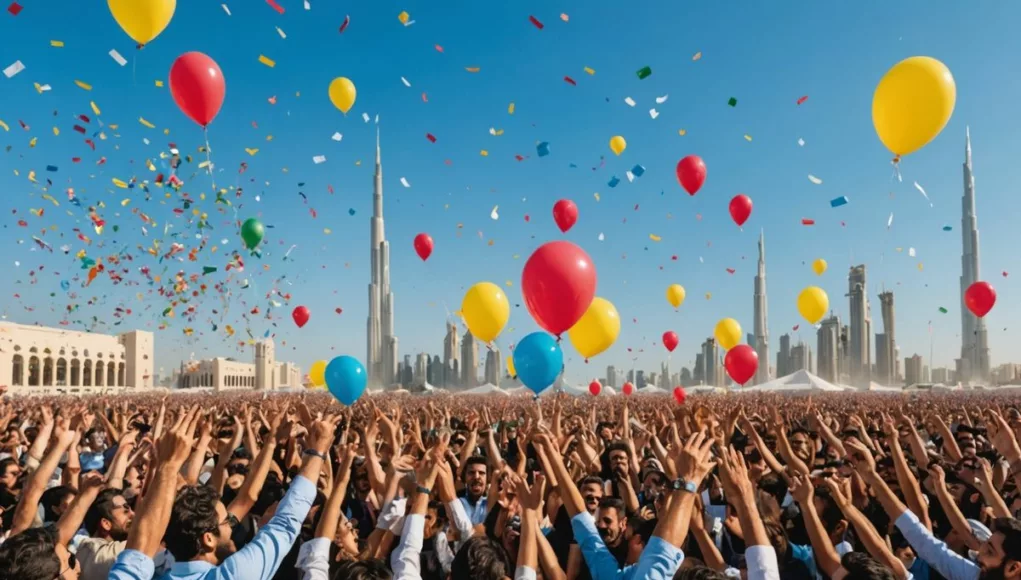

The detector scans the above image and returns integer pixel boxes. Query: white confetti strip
[798,138,805,147]
[649,108,659,119]
[490,206,499,220]
[655,94,669,104]
[222,4,231,15]
[276,26,286,39]
[313,155,326,164]
[400,177,410,188]
[807,174,822,185]
[914,181,932,207]
[304,0,310,9]
[109,49,127,66]
[400,77,411,87]
[624,97,635,107]
[598,233,605,241]
[887,213,893,229]
[331,132,343,141]
[625,171,635,183]
[361,112,370,123]
[3,60,25,78]
[908,247,916,257]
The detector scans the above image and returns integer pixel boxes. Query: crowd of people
[0,389,1019,580]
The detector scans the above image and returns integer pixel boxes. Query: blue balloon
[514,332,563,395]
[325,356,367,406]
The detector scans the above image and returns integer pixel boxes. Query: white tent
[463,383,510,396]
[866,381,903,392]
[685,386,726,395]
[743,369,846,392]
[636,385,669,395]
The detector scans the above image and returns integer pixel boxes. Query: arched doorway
[28,356,40,386]
[56,358,67,386]
[11,354,23,386]
[70,359,80,386]
[82,360,92,386]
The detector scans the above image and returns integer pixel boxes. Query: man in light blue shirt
[459,457,490,526]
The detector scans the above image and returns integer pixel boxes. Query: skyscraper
[461,329,479,388]
[752,231,770,384]
[484,347,502,386]
[959,127,991,383]
[905,354,924,385]
[443,322,460,387]
[777,333,792,378]
[660,361,671,389]
[847,265,871,386]
[817,314,842,383]
[878,290,897,385]
[605,365,617,388]
[366,128,399,388]
[700,338,721,388]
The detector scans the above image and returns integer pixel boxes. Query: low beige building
[0,322,154,395]
[178,339,301,392]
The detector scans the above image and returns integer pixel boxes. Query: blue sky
[2,0,1021,385]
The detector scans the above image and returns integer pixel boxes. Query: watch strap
[302,448,327,460]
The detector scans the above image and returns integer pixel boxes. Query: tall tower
[367,127,399,388]
[960,127,991,383]
[461,329,479,389]
[484,347,502,387]
[752,230,770,384]
[847,265,872,386]
[443,322,460,387]
[255,339,275,390]
[817,314,841,384]
[879,291,897,385]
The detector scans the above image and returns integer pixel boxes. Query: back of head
[451,535,512,580]
[164,484,222,562]
[0,526,62,580]
[332,559,392,580]
[673,564,730,580]
[840,552,897,580]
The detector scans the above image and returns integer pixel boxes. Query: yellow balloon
[873,57,956,158]
[567,297,621,360]
[714,318,742,351]
[609,135,626,156]
[666,284,686,308]
[309,360,326,387]
[797,286,829,325]
[461,282,510,343]
[812,259,827,276]
[506,354,516,378]
[108,0,176,45]
[329,77,357,114]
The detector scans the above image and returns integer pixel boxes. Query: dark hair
[757,473,788,507]
[813,487,846,530]
[840,552,897,580]
[673,564,730,580]
[0,526,62,580]
[231,448,254,461]
[993,517,1021,563]
[629,517,657,547]
[606,441,631,459]
[164,484,223,561]
[332,559,392,580]
[450,535,511,580]
[0,458,17,481]
[578,475,603,489]
[462,456,488,481]
[85,488,124,535]
[598,497,626,516]
[40,485,76,523]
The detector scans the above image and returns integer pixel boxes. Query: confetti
[939,307,948,314]
[50,40,64,47]
[598,233,605,241]
[801,218,815,226]
[908,247,916,257]
[489,128,504,136]
[888,213,894,229]
[139,117,155,128]
[692,51,702,61]
[222,4,231,15]
[942,225,953,231]
[564,76,576,86]
[655,95,669,104]
[3,60,25,78]
[807,174,822,185]
[361,113,370,123]
[743,134,752,141]
[678,129,687,136]
[266,0,284,14]
[797,96,809,105]
[75,80,92,90]
[636,66,652,79]
[490,206,499,220]
[608,176,620,188]
[631,165,645,177]
[508,102,515,114]
[331,132,342,141]
[313,155,326,164]
[304,0,310,8]
[624,97,636,107]
[258,55,276,67]
[276,26,286,39]
[400,77,411,87]
[109,49,127,66]
[536,142,550,157]
[798,138,805,147]
[830,196,848,207]
[728,97,737,107]
[480,150,488,156]
[398,11,409,24]
[649,109,659,119]
[529,15,544,29]
[8,2,21,16]
[426,133,436,143]
[338,14,350,33]
[649,234,661,242]
[245,148,259,156]
[465,66,481,73]
[90,101,101,115]
[400,177,410,188]
[112,178,128,188]
[584,67,595,75]
[914,181,932,206]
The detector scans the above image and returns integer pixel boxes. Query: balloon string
[890,157,903,183]
[203,127,217,192]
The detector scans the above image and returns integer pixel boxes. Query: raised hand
[158,406,200,468]
[788,473,814,505]
[844,440,876,478]
[515,472,546,513]
[718,446,755,501]
[674,429,716,486]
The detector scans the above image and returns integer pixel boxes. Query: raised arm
[10,425,76,536]
[823,478,909,580]
[227,410,285,521]
[789,474,841,578]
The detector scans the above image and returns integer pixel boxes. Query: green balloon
[241,218,264,249]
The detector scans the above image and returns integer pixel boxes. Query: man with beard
[343,459,379,541]
[158,415,335,580]
[576,497,628,579]
[460,457,489,526]
[850,439,1021,580]
[78,489,135,580]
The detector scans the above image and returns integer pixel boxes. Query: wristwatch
[302,448,327,460]
[671,478,698,494]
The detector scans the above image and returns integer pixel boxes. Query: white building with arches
[0,322,154,395]
[177,339,301,392]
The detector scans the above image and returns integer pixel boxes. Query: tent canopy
[463,383,509,396]
[743,369,846,392]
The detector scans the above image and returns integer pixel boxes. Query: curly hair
[164,484,222,562]
[450,535,511,580]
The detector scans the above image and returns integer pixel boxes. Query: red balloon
[522,241,597,336]
[553,199,579,233]
[724,344,759,386]
[676,155,707,195]
[622,382,634,396]
[662,331,679,353]
[589,380,601,396]
[965,281,997,318]
[673,386,686,405]
[292,305,310,328]
[414,233,434,261]
[729,194,753,227]
[169,52,226,127]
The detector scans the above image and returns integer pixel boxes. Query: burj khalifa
[959,127,990,383]
[367,128,399,387]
